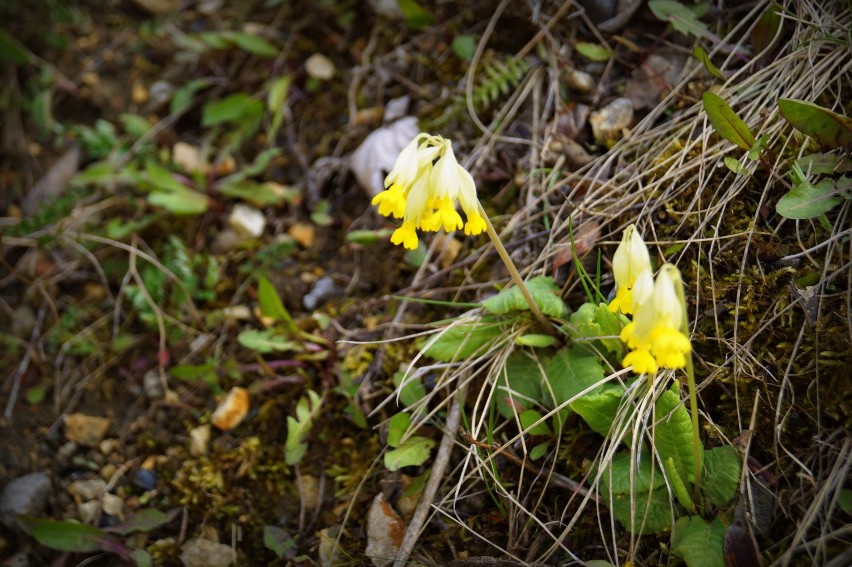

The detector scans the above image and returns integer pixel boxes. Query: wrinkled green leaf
[545,345,606,410]
[451,35,476,61]
[703,91,756,151]
[519,409,551,436]
[494,352,545,418]
[649,0,709,37]
[569,385,626,437]
[778,98,852,149]
[796,153,852,175]
[776,177,843,219]
[599,452,671,534]
[654,388,702,483]
[237,329,299,353]
[672,515,727,567]
[482,276,568,318]
[422,318,505,362]
[106,508,170,535]
[386,412,411,448]
[692,46,725,80]
[575,41,612,62]
[567,302,623,356]
[384,436,435,471]
[701,446,741,507]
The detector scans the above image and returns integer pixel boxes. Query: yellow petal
[463,212,486,235]
[623,349,658,375]
[391,222,419,250]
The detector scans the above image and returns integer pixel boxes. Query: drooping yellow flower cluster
[609,225,692,375]
[371,133,486,250]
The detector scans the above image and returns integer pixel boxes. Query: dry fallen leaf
[350,116,419,198]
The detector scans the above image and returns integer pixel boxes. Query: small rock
[133,0,180,15]
[0,472,52,529]
[227,204,266,238]
[298,475,320,511]
[189,425,211,456]
[99,438,119,456]
[57,441,78,460]
[134,468,158,492]
[64,413,111,447]
[180,538,236,567]
[100,463,117,482]
[77,500,100,525]
[143,370,165,399]
[2,552,29,567]
[173,142,206,174]
[12,305,35,338]
[211,228,242,253]
[288,222,315,248]
[303,276,338,310]
[365,493,406,567]
[305,53,335,80]
[102,493,124,519]
[147,80,175,111]
[68,478,107,501]
[589,97,634,144]
[565,67,594,92]
[210,387,250,431]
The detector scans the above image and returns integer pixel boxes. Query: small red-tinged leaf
[703,92,756,151]
[18,516,131,559]
[778,98,852,149]
[105,507,174,535]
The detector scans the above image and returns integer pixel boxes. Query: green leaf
[519,409,551,436]
[665,456,695,512]
[751,5,782,57]
[119,113,151,138]
[494,352,545,419]
[530,442,550,460]
[776,177,843,219]
[838,488,852,515]
[130,548,153,567]
[384,436,435,471]
[796,152,851,175]
[170,78,214,115]
[451,35,476,61]
[257,275,296,330]
[202,93,260,127]
[217,181,292,207]
[19,517,128,557]
[724,156,749,175]
[267,75,292,110]
[346,229,394,246]
[702,92,756,151]
[422,318,505,362]
[575,41,612,62]
[0,28,31,64]
[692,46,725,80]
[514,333,558,348]
[778,98,852,149]
[649,0,710,37]
[654,389,702,484]
[397,0,433,30]
[263,525,295,559]
[482,276,568,318]
[701,446,741,507]
[285,390,321,465]
[107,508,169,535]
[25,385,46,405]
[386,412,411,448]
[237,329,299,353]
[394,372,426,408]
[569,385,626,437]
[148,189,209,215]
[672,515,727,567]
[599,452,671,534]
[544,345,606,409]
[226,32,278,57]
[567,302,623,356]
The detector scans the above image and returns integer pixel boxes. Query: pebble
[227,204,266,238]
[565,67,594,92]
[134,468,158,492]
[180,538,236,567]
[189,425,211,456]
[143,369,165,399]
[589,97,634,144]
[102,493,124,519]
[77,500,100,525]
[0,472,52,529]
[304,53,335,80]
[303,276,338,310]
[210,387,250,431]
[364,493,405,567]
[68,478,107,501]
[64,413,111,447]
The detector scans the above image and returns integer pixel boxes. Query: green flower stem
[674,272,702,508]
[481,208,555,335]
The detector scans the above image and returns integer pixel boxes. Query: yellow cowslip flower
[371,133,486,250]
[608,224,652,315]
[619,264,692,374]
